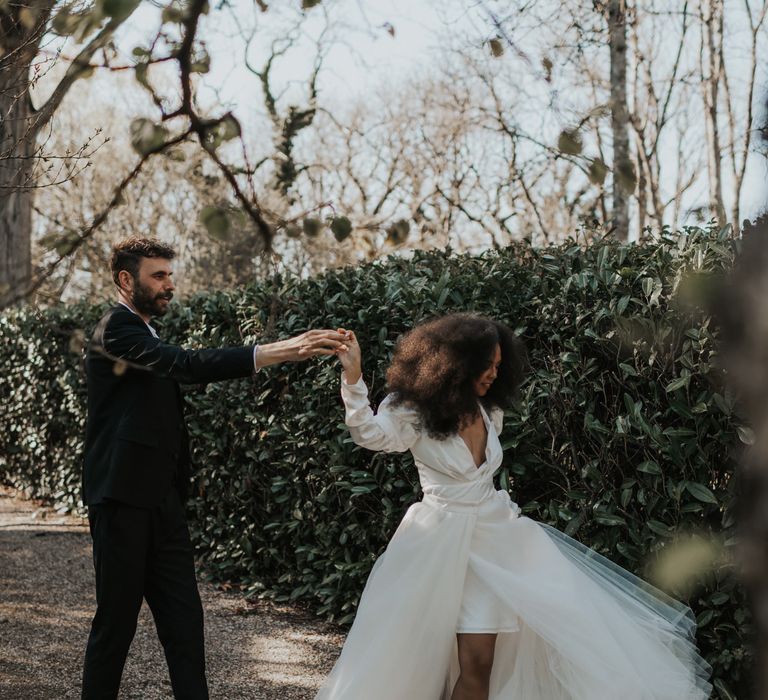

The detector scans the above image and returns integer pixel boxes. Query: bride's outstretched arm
[335,329,419,453]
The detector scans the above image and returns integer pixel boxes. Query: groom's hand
[255,329,348,368]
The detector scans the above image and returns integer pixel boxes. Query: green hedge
[0,226,750,697]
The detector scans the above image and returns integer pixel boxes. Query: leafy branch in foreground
[2,0,330,307]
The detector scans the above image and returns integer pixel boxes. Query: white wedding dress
[314,375,712,699]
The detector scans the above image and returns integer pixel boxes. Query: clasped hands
[255,327,362,382]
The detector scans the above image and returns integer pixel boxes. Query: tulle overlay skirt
[314,489,712,699]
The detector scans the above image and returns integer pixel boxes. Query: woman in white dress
[317,313,712,700]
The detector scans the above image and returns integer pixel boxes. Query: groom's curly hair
[110,237,176,287]
[386,313,528,439]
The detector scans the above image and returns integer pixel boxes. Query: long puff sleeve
[341,373,421,453]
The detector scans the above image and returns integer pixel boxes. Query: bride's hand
[336,328,362,384]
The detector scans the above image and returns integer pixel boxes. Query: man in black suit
[81,236,347,699]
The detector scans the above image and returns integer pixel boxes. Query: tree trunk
[717,214,768,700]
[0,0,129,309]
[608,0,632,241]
[636,142,647,236]
[700,0,726,225]
[0,89,35,308]
[0,2,51,308]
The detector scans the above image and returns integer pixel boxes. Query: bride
[316,313,712,700]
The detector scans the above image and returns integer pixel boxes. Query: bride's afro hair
[385,313,527,439]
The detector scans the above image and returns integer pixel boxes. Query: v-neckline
[458,404,490,470]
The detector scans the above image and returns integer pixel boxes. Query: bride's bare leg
[451,633,497,700]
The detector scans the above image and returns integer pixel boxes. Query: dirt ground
[0,487,343,699]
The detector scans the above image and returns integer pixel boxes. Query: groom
[81,236,347,699]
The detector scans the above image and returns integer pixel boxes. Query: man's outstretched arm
[94,308,348,383]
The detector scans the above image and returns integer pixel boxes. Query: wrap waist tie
[421,480,521,516]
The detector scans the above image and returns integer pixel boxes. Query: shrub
[0,225,748,697]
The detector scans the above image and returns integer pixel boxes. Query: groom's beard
[132,280,173,318]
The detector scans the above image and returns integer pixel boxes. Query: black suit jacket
[82,305,255,508]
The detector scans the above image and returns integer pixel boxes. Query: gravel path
[0,487,343,699]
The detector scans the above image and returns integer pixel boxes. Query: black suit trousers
[81,489,208,700]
